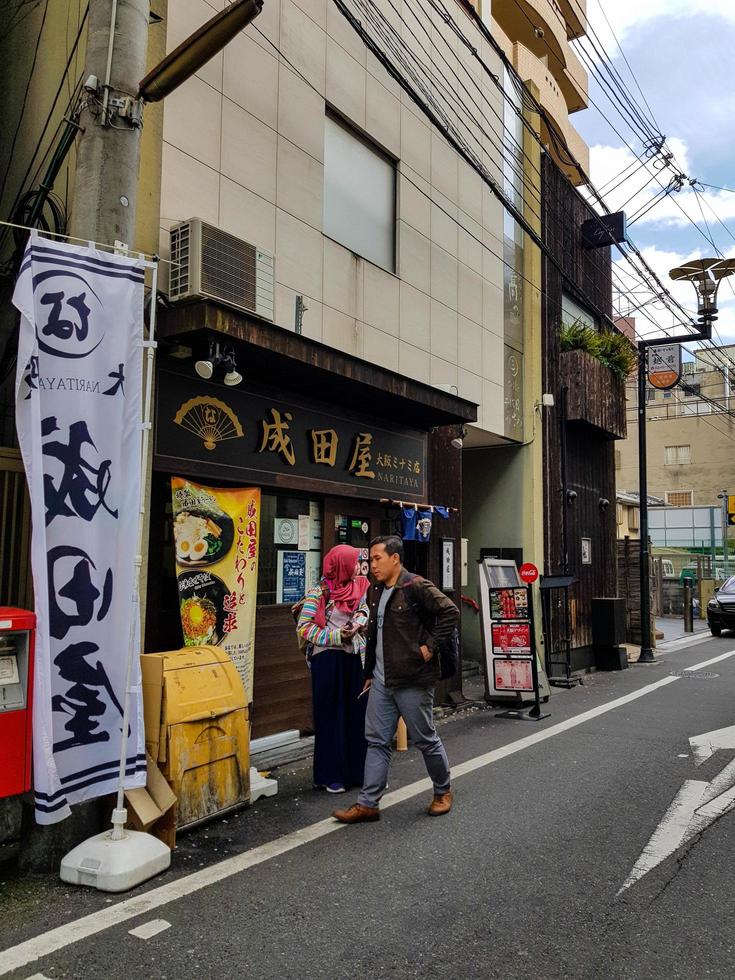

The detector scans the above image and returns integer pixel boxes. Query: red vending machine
[0,608,36,798]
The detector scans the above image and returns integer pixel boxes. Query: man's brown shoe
[427,790,453,816]
[333,803,381,824]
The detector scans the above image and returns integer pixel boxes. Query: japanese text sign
[647,345,681,390]
[13,238,147,823]
[156,368,428,502]
[171,479,260,701]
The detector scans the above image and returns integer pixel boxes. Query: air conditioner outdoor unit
[169,217,274,321]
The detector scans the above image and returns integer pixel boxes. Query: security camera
[534,27,545,38]
[599,497,610,509]
[565,489,577,504]
[83,74,99,94]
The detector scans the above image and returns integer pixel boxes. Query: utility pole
[718,490,729,577]
[69,0,263,247]
[69,0,149,247]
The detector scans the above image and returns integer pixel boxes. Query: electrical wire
[0,0,50,204]
[0,3,88,254]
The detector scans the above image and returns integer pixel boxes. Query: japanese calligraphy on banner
[13,237,147,824]
[171,478,260,701]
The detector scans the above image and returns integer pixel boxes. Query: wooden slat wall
[251,606,313,739]
[542,157,620,666]
[561,349,627,440]
[0,448,33,609]
[617,537,655,644]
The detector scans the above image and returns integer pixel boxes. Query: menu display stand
[477,558,550,721]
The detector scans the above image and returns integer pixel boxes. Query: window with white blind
[665,445,691,465]
[323,112,396,272]
[666,490,693,507]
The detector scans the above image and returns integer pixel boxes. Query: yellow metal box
[140,646,250,828]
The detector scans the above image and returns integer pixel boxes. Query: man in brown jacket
[333,535,459,824]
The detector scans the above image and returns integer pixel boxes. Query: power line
[0,0,50,205]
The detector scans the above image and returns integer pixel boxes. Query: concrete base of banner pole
[249,767,278,804]
[60,808,170,892]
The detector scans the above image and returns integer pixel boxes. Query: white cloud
[587,1,735,48]
[588,141,735,232]
[612,243,735,350]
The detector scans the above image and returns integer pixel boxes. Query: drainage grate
[669,670,719,679]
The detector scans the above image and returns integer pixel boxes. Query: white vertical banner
[13,237,147,824]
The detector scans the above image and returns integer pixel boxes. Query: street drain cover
[669,670,719,679]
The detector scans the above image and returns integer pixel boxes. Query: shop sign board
[519,562,539,583]
[476,557,550,714]
[156,368,428,503]
[647,344,682,390]
[442,539,454,591]
[171,478,260,701]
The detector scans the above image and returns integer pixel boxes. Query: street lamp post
[636,258,735,663]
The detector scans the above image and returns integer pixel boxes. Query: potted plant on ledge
[559,322,636,439]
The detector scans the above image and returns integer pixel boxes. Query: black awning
[158,300,477,430]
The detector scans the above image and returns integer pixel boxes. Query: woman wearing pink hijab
[297,545,370,793]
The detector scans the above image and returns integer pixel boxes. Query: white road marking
[25,974,54,979]
[618,780,709,894]
[686,648,735,672]
[128,919,171,940]
[0,673,682,977]
[694,785,735,821]
[690,724,735,766]
[659,632,714,653]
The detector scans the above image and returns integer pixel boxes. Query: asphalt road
[4,634,735,979]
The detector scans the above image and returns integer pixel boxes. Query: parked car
[706,576,735,636]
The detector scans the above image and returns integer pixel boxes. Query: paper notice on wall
[305,550,321,592]
[310,518,322,549]
[277,551,306,604]
[298,515,310,551]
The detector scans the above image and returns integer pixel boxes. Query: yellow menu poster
[171,478,260,702]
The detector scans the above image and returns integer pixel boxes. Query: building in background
[491,0,590,183]
[617,344,735,510]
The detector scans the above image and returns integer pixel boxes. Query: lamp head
[194,358,214,379]
[451,425,467,450]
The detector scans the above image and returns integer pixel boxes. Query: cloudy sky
[572,0,735,351]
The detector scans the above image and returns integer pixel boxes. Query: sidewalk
[625,615,710,662]
[655,614,709,645]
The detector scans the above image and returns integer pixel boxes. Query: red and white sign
[647,344,681,390]
[519,563,539,583]
[494,658,533,692]
[492,622,532,655]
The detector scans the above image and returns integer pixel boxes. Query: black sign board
[581,212,627,249]
[155,367,428,501]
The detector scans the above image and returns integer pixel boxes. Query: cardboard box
[140,654,165,762]
[125,752,177,833]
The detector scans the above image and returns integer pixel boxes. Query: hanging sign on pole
[13,236,148,824]
[647,344,682,390]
